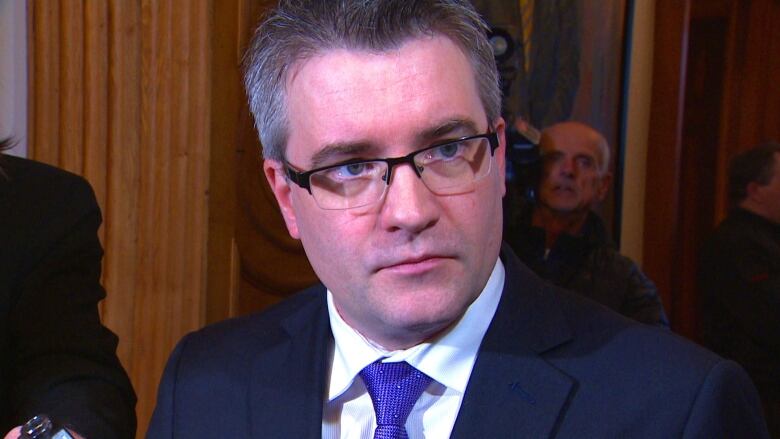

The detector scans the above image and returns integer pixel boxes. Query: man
[148,1,768,437]
[699,142,780,437]
[505,121,668,326]
[0,140,137,439]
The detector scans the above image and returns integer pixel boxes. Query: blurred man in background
[700,141,780,437]
[505,121,667,326]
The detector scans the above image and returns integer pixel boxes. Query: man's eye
[576,156,594,169]
[323,162,379,180]
[344,163,367,176]
[430,142,465,160]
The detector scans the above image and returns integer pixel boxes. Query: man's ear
[495,117,507,197]
[596,172,613,202]
[263,159,301,239]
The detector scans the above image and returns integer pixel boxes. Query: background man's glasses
[285,132,499,210]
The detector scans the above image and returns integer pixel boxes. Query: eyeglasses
[285,131,499,210]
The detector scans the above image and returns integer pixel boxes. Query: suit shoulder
[0,156,102,280]
[546,287,760,421]
[544,282,720,369]
[174,285,326,358]
[2,155,93,196]
[1,155,98,226]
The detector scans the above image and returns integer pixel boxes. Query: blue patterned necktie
[359,361,433,439]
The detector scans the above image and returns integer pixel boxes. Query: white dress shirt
[322,258,505,439]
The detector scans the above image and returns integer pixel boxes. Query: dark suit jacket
[0,155,136,438]
[148,245,768,438]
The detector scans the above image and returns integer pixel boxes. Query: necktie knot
[359,361,432,439]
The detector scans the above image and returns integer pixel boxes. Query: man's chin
[547,204,580,215]
[379,311,462,346]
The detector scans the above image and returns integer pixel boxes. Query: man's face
[753,152,780,224]
[537,124,611,216]
[263,36,506,349]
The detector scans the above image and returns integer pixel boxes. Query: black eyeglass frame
[284,131,500,194]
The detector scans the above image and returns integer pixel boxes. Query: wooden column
[28,1,211,435]
[642,0,690,326]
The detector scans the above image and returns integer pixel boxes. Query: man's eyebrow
[309,141,378,169]
[307,119,480,169]
[416,119,481,144]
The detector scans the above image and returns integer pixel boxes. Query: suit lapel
[451,246,576,438]
[450,348,575,438]
[248,288,331,439]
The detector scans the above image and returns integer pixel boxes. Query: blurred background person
[505,121,668,326]
[1,138,136,439]
[699,141,780,437]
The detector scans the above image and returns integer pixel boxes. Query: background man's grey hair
[728,141,780,207]
[594,134,610,175]
[539,121,611,175]
[242,0,502,162]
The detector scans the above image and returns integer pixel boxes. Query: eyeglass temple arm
[284,165,313,193]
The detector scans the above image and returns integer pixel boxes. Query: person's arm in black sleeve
[7,174,136,439]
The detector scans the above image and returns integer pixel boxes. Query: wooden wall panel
[718,0,780,186]
[677,12,730,339]
[644,0,780,338]
[83,0,109,218]
[29,1,60,162]
[27,1,211,436]
[206,0,318,324]
[205,0,241,324]
[233,0,319,317]
[59,0,84,173]
[104,0,142,380]
[642,0,690,319]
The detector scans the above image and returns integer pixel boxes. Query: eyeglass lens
[307,136,492,210]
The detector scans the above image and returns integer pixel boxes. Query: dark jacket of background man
[509,207,668,326]
[699,142,780,437]
[0,153,137,438]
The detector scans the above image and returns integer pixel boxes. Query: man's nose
[557,157,576,177]
[379,163,439,234]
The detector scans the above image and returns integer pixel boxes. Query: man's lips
[374,254,452,274]
[551,184,576,194]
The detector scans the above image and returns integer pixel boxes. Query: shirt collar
[327,258,505,401]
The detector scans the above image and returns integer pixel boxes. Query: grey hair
[594,134,610,175]
[539,121,611,175]
[242,0,501,162]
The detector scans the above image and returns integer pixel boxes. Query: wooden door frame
[642,0,691,333]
